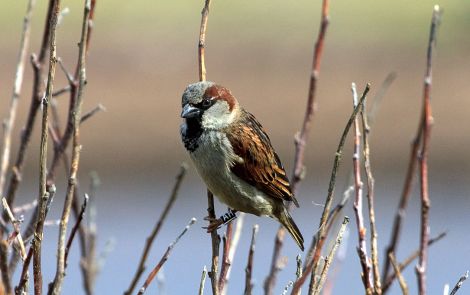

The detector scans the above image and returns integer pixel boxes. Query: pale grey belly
[189,133,275,217]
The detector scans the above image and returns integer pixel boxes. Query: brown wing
[225,110,299,207]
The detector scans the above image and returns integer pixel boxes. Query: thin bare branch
[64,194,89,266]
[207,191,221,295]
[291,84,370,295]
[0,240,12,295]
[312,216,349,295]
[303,72,395,280]
[32,0,61,292]
[389,253,409,295]
[80,104,106,124]
[265,0,330,292]
[2,198,26,259]
[0,0,36,200]
[244,225,259,295]
[198,266,208,295]
[218,221,233,293]
[351,83,373,294]
[222,212,245,293]
[48,0,91,293]
[198,0,211,81]
[383,231,446,292]
[449,271,469,295]
[137,218,197,295]
[416,6,441,295]
[125,164,188,295]
[361,101,382,294]
[1,0,57,244]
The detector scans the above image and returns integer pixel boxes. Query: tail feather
[278,208,304,251]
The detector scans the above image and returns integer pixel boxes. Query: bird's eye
[201,99,212,108]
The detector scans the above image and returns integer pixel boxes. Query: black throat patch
[182,117,203,152]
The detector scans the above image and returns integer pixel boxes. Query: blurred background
[1,0,469,294]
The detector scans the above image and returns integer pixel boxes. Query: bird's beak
[181,104,201,119]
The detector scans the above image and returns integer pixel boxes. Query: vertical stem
[0,0,36,199]
[48,0,91,294]
[265,1,330,293]
[351,83,373,294]
[361,104,382,294]
[32,0,60,293]
[416,6,440,295]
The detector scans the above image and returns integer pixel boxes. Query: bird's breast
[189,130,274,216]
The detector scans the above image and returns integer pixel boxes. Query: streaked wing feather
[226,110,299,207]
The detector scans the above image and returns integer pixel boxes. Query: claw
[203,209,238,233]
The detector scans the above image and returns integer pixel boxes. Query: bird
[180,81,304,251]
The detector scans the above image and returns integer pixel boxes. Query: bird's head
[181,81,239,129]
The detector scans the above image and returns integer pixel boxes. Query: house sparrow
[180,81,304,251]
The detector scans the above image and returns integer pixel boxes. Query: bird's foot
[203,209,237,233]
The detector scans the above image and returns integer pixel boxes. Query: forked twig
[2,198,26,259]
[383,231,446,292]
[48,0,92,294]
[64,194,89,266]
[312,216,349,295]
[265,0,330,293]
[351,83,373,294]
[389,253,408,295]
[125,164,188,295]
[137,218,197,295]
[290,84,370,295]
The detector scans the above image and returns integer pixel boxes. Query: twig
[124,164,188,295]
[244,225,259,295]
[137,218,197,295]
[450,271,469,295]
[389,253,408,295]
[383,231,446,292]
[304,72,395,283]
[1,0,57,227]
[265,0,330,292]
[222,212,245,293]
[52,85,71,97]
[0,240,12,295]
[48,0,91,294]
[64,194,89,266]
[196,1,220,295]
[32,0,61,291]
[198,0,211,82]
[361,101,382,294]
[207,191,220,295]
[416,6,440,295]
[312,216,349,295]
[198,266,208,295]
[290,84,370,295]
[351,83,373,294]
[80,104,106,124]
[218,221,233,293]
[2,198,26,259]
[0,0,36,200]
[32,184,56,295]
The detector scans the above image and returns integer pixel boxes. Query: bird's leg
[204,208,238,233]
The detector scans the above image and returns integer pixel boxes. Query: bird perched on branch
[180,81,304,251]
